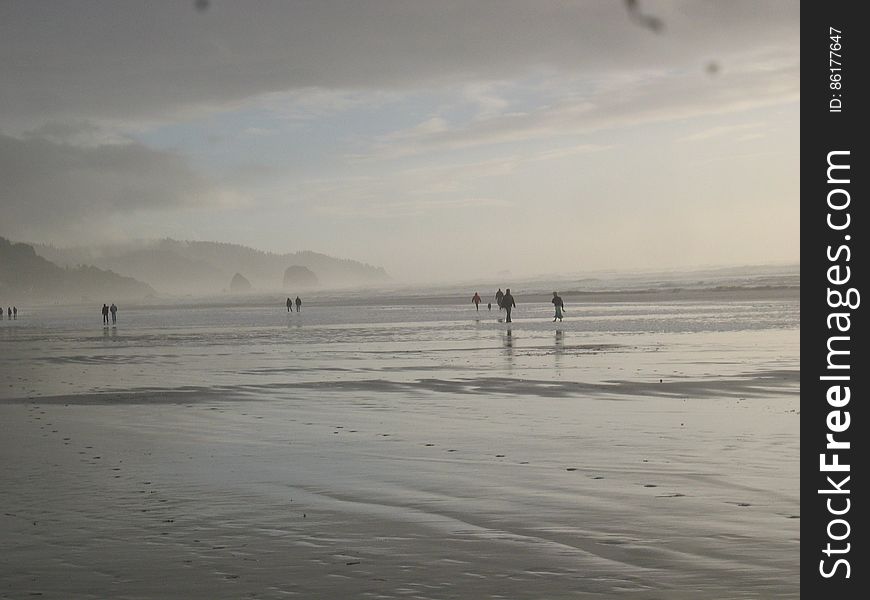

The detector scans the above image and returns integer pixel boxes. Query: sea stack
[283,265,318,288]
[229,272,252,292]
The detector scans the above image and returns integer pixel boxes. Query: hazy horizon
[1,1,799,283]
[18,234,799,290]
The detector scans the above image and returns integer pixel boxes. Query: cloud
[676,122,767,143]
[367,49,798,158]
[1,1,799,129]
[0,133,231,243]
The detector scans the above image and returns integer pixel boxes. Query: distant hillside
[34,238,390,294]
[1,237,154,301]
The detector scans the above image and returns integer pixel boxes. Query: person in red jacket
[471,292,481,311]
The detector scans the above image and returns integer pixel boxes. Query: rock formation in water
[283,265,319,288]
[229,272,252,292]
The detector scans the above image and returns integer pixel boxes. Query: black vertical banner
[802,2,866,597]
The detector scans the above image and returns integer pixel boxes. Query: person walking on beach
[487,302,492,311]
[6,307,11,320]
[551,292,565,322]
[110,303,117,325]
[101,304,109,325]
[495,288,504,310]
[286,297,292,312]
[471,292,481,311]
[502,288,516,323]
[295,296,302,312]
[12,306,17,319]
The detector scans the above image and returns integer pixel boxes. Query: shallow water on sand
[1,297,797,399]
[1,296,799,598]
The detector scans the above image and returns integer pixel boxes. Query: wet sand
[1,298,799,598]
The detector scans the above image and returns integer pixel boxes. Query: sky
[0,0,799,283]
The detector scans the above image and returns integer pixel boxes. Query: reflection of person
[551,292,565,322]
[295,296,302,312]
[286,297,292,312]
[501,289,516,323]
[471,292,481,311]
[101,304,109,325]
[110,303,117,324]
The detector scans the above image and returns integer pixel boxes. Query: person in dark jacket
[501,289,516,323]
[495,288,504,309]
[552,292,565,322]
[101,304,109,325]
[295,296,302,312]
[286,297,292,312]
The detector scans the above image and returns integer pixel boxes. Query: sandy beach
[1,291,799,599]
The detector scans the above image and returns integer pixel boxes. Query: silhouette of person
[471,292,481,311]
[551,292,565,322]
[487,302,492,311]
[295,296,302,312]
[101,304,109,325]
[6,307,10,319]
[502,289,516,323]
[495,288,504,310]
[110,303,117,325]
[12,306,17,319]
[286,297,292,312]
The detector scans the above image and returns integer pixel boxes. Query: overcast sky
[1,0,799,282]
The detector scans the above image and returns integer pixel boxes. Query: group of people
[1,306,17,320]
[101,303,118,325]
[286,296,303,312]
[472,289,565,323]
